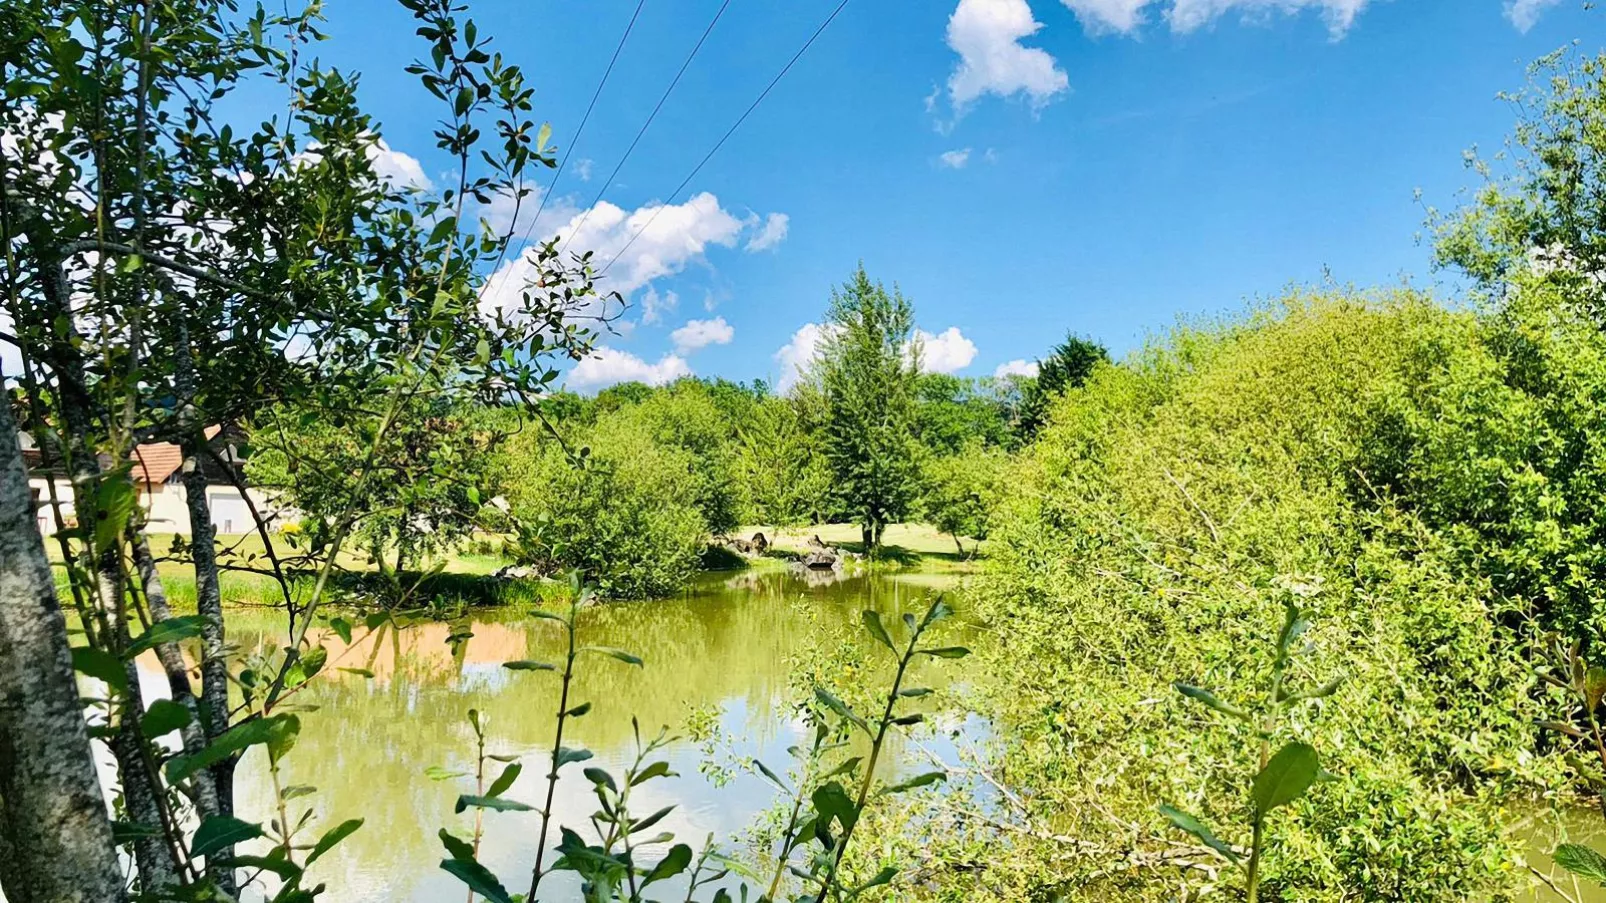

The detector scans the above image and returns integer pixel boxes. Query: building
[22,426,292,537]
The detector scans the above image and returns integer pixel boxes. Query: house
[22,426,292,538]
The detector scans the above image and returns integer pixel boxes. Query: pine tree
[816,264,923,551]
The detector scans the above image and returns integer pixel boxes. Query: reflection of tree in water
[211,573,968,902]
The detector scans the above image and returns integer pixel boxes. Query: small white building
[23,426,290,538]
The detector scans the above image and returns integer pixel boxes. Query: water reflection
[196,569,968,902]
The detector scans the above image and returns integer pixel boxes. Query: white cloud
[574,158,594,182]
[915,327,978,374]
[993,358,1039,378]
[1058,0,1374,36]
[1061,0,1156,33]
[568,346,692,392]
[744,213,790,252]
[1505,0,1560,32]
[773,322,841,392]
[670,317,735,354]
[480,191,753,320]
[946,0,1070,114]
[1166,0,1371,35]
[939,148,973,169]
[639,286,679,325]
[474,183,581,237]
[366,139,432,190]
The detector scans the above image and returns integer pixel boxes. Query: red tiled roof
[130,442,183,485]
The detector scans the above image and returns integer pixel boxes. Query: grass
[51,524,973,611]
[734,522,985,574]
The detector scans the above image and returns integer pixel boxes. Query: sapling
[1162,592,1341,903]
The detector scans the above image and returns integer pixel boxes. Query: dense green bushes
[965,291,1578,901]
[500,410,707,599]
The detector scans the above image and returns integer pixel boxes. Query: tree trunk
[952,533,965,557]
[180,445,237,893]
[21,225,182,890]
[0,389,127,903]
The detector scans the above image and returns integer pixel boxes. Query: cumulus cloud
[773,322,841,392]
[946,0,1070,114]
[744,213,790,252]
[993,358,1039,378]
[480,191,753,320]
[367,139,432,190]
[639,286,679,325]
[1505,0,1561,32]
[939,148,973,169]
[1060,0,1155,33]
[915,327,978,374]
[670,317,734,354]
[568,346,692,392]
[574,158,595,182]
[1058,0,1374,36]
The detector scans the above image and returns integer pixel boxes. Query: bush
[965,290,1566,901]
[499,413,707,600]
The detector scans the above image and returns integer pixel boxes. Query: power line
[561,0,734,255]
[597,0,852,282]
[484,0,648,300]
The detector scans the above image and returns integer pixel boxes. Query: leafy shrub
[967,291,1563,901]
[500,413,707,599]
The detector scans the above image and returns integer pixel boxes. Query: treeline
[250,264,1109,599]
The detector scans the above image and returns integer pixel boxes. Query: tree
[921,440,1004,557]
[736,395,829,531]
[1434,48,1606,318]
[815,264,923,551]
[914,373,1015,454]
[0,0,606,893]
[0,394,125,903]
[1015,332,1109,440]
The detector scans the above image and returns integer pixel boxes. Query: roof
[23,424,232,486]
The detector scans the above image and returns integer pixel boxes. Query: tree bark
[0,389,127,903]
[20,222,183,891]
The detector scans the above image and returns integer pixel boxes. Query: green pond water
[134,568,975,902]
[107,565,1606,901]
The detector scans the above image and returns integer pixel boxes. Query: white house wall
[29,476,291,538]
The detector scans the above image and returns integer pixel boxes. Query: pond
[129,567,977,902]
[112,565,1606,902]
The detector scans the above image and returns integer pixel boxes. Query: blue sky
[304,0,1597,391]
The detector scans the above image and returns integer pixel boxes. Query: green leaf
[1159,804,1241,865]
[1251,742,1321,815]
[338,667,374,679]
[631,760,674,785]
[191,815,262,859]
[812,781,858,833]
[642,843,692,885]
[861,610,896,651]
[72,646,127,692]
[128,615,207,656]
[455,794,534,814]
[425,765,469,781]
[565,702,592,718]
[502,660,555,671]
[486,762,522,798]
[878,770,945,796]
[536,121,552,153]
[898,687,933,698]
[1174,683,1250,720]
[307,819,363,864]
[582,646,643,666]
[92,477,137,553]
[629,805,676,835]
[920,596,955,629]
[815,687,867,731]
[916,646,970,659]
[141,699,192,739]
[328,617,352,645]
[1555,844,1606,885]
[439,829,476,862]
[440,857,512,903]
[582,766,617,792]
[557,746,592,767]
[853,867,899,893]
[218,854,301,879]
[166,715,294,784]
